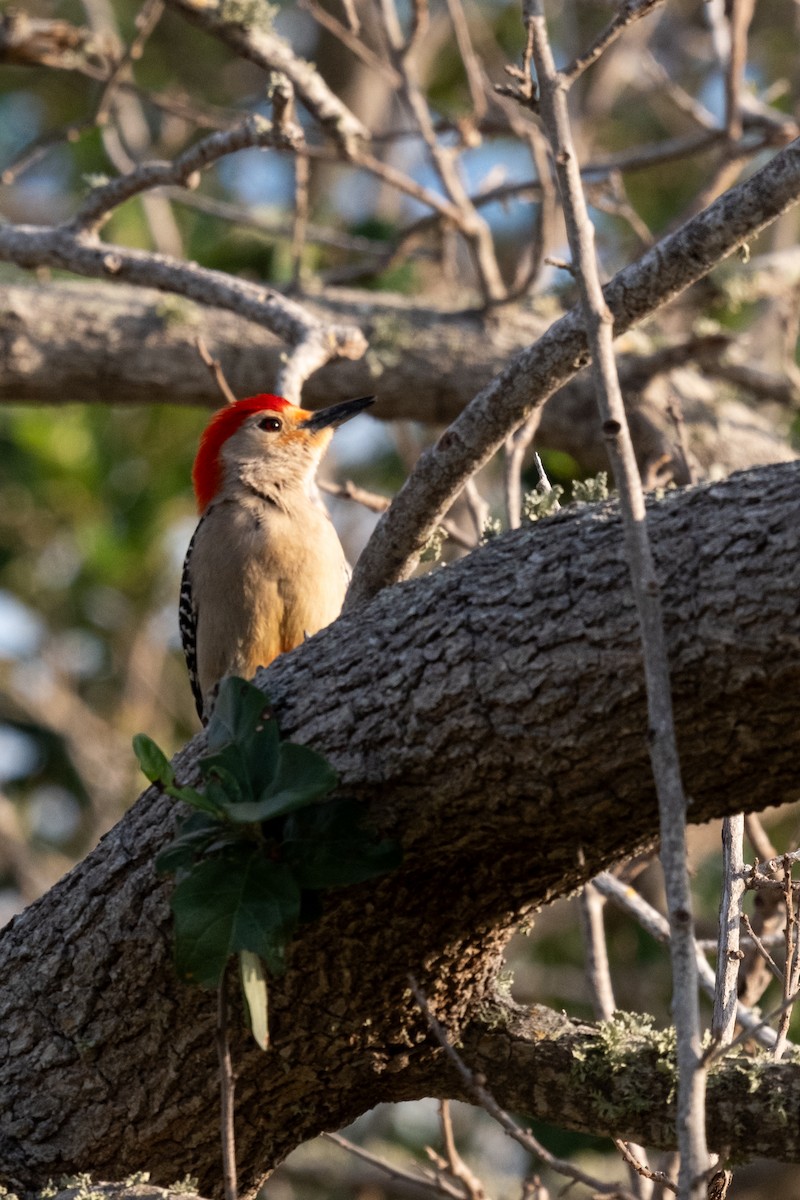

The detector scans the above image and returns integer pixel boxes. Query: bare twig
[320,480,476,551]
[217,970,238,1200]
[81,0,182,257]
[433,1101,487,1200]
[712,816,746,1044]
[196,336,238,406]
[443,0,488,121]
[724,0,757,142]
[503,410,542,529]
[527,10,708,1190]
[746,815,778,862]
[298,0,401,83]
[318,479,391,514]
[162,0,368,154]
[737,824,786,1011]
[664,393,695,486]
[70,115,302,234]
[739,914,783,985]
[94,0,165,125]
[582,881,657,1200]
[774,858,800,1060]
[580,881,616,1020]
[614,1142,675,1196]
[562,0,666,85]
[374,0,506,302]
[594,872,777,1050]
[704,985,800,1065]
[409,978,639,1200]
[324,1131,469,1200]
[161,188,388,256]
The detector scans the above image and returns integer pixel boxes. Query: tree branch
[1,461,799,1194]
[344,136,800,605]
[0,227,367,396]
[162,0,367,154]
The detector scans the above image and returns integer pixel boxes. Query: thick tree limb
[1,461,799,1195]
[0,281,793,480]
[0,229,368,391]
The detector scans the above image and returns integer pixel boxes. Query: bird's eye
[258,416,282,432]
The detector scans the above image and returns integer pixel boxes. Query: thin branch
[409,979,639,1200]
[324,1131,469,1200]
[774,858,800,1061]
[664,392,695,487]
[443,0,488,121]
[462,479,490,541]
[614,1142,675,1196]
[724,0,757,142]
[739,914,783,984]
[594,872,777,1050]
[374,0,506,302]
[196,336,238,406]
[320,480,477,551]
[298,0,401,84]
[712,816,746,1044]
[580,881,616,1021]
[70,115,302,234]
[217,970,238,1200]
[432,1101,488,1200]
[162,0,368,154]
[704,985,800,1065]
[161,188,388,256]
[318,479,391,514]
[527,11,708,1190]
[94,0,165,125]
[503,410,542,529]
[562,0,666,85]
[81,0,182,257]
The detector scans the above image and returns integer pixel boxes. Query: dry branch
[527,5,707,1190]
[345,136,800,605]
[162,0,367,153]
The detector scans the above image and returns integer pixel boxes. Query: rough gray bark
[1,460,799,1197]
[0,281,794,481]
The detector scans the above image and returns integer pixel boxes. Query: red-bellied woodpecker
[180,392,375,722]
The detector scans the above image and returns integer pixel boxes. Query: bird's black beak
[300,395,375,432]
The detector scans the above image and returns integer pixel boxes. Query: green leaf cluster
[133,677,400,1043]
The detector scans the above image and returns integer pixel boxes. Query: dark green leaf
[170,849,301,987]
[203,677,280,797]
[260,742,338,811]
[155,812,221,875]
[283,799,402,889]
[206,742,338,824]
[203,759,248,806]
[156,841,201,876]
[206,677,277,749]
[164,782,225,817]
[133,733,174,787]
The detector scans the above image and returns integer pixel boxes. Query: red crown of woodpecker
[192,394,294,513]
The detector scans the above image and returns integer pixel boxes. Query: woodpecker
[180,392,375,722]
